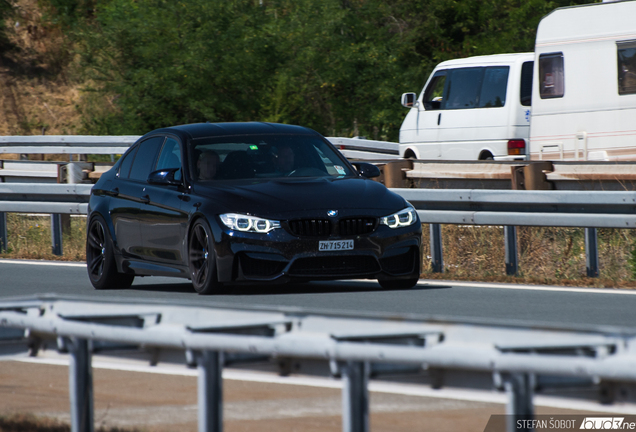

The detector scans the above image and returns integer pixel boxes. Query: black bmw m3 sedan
[86,122,422,294]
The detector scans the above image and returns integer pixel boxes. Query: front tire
[86,215,134,290]
[188,219,223,295]
[378,277,419,290]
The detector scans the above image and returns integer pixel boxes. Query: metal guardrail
[0,184,634,276]
[0,135,138,155]
[1,296,636,432]
[0,135,397,159]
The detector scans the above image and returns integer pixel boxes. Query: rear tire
[188,219,223,295]
[86,215,134,290]
[378,277,419,290]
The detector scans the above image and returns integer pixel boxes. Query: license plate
[319,240,354,251]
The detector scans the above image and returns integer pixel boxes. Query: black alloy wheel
[188,219,222,294]
[86,215,134,290]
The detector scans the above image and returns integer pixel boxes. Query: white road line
[417,279,636,296]
[12,356,636,414]
[0,259,86,267]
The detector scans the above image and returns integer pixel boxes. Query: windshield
[188,134,354,182]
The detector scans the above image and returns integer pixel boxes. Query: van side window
[423,71,446,110]
[445,67,484,109]
[479,66,509,108]
[617,40,636,95]
[539,53,564,99]
[520,61,533,106]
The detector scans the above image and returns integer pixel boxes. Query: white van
[399,53,534,161]
[530,0,636,161]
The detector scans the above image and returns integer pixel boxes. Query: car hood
[193,177,407,218]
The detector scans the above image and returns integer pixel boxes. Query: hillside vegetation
[0,0,596,142]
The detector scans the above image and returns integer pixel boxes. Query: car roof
[145,122,318,140]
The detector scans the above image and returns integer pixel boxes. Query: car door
[110,136,163,258]
[138,136,189,266]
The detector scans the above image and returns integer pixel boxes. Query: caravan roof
[536,1,636,47]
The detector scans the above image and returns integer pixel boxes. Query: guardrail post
[65,337,94,432]
[196,350,223,432]
[505,373,533,432]
[585,228,599,278]
[504,226,518,276]
[341,361,369,432]
[51,214,63,256]
[430,224,444,273]
[0,212,7,253]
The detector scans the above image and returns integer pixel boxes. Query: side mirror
[148,168,181,185]
[352,162,381,179]
[401,92,419,108]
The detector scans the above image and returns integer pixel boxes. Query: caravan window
[617,40,636,95]
[539,53,564,99]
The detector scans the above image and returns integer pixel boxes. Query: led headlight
[219,213,281,233]
[379,206,418,229]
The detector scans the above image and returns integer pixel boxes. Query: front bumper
[213,220,422,284]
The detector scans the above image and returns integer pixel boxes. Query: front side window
[520,61,533,106]
[189,135,354,182]
[539,53,564,99]
[445,67,484,109]
[617,40,636,95]
[423,71,446,110]
[479,66,509,108]
[129,136,163,181]
[155,137,182,181]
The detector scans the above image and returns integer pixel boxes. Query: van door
[438,67,510,160]
[416,70,447,158]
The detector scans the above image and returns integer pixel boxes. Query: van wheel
[480,152,494,161]
[404,150,417,160]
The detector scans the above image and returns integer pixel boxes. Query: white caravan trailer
[530,0,636,161]
[399,53,534,161]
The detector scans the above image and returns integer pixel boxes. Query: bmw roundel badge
[327,210,338,217]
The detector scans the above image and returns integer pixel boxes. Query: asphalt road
[1,259,636,330]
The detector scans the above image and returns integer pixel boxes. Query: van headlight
[220,214,281,233]
[379,206,418,229]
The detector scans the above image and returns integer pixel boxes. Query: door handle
[140,194,150,204]
[437,113,441,125]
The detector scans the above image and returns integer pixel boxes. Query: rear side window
[129,136,164,181]
[445,67,484,109]
[479,66,509,108]
[117,146,137,179]
[520,61,533,106]
[617,40,636,95]
[539,53,564,99]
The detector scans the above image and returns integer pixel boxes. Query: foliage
[40,0,597,139]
